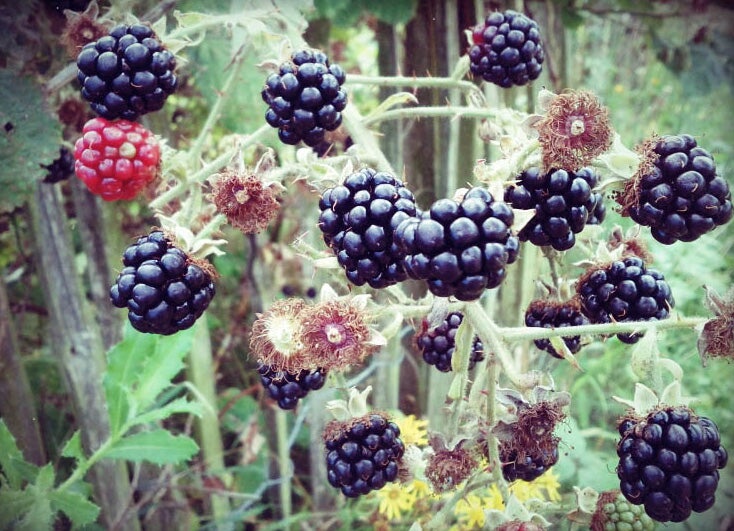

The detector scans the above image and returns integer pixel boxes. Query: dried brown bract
[210,170,282,235]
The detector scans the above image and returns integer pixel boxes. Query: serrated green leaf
[34,464,54,492]
[129,397,202,428]
[0,488,35,529]
[48,490,100,528]
[14,491,52,531]
[0,70,63,213]
[60,431,84,463]
[102,430,199,465]
[0,420,39,489]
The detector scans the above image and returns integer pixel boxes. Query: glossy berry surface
[576,256,674,344]
[110,231,216,335]
[325,414,405,498]
[42,147,75,183]
[262,49,347,147]
[505,167,604,251]
[524,300,589,358]
[501,443,559,482]
[627,134,732,244]
[395,187,519,301]
[74,117,160,201]
[76,24,177,120]
[616,407,728,523]
[318,168,418,288]
[415,311,485,372]
[468,10,545,87]
[257,363,326,410]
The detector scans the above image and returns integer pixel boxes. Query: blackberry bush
[318,167,418,288]
[262,49,347,147]
[576,256,674,344]
[76,23,177,120]
[468,10,545,88]
[620,134,732,244]
[415,311,485,372]
[524,299,589,358]
[395,187,518,301]
[257,363,326,410]
[616,406,728,523]
[110,231,216,335]
[505,166,604,251]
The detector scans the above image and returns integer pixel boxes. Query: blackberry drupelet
[501,443,559,482]
[42,147,75,183]
[576,256,674,344]
[395,187,519,301]
[468,10,545,88]
[524,299,589,358]
[110,231,215,335]
[318,168,418,289]
[415,311,485,372]
[324,413,405,497]
[262,49,347,147]
[624,134,732,244]
[587,191,607,226]
[257,363,326,410]
[616,407,728,523]
[76,24,177,120]
[505,166,602,251]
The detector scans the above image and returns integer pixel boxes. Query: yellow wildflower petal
[395,414,429,446]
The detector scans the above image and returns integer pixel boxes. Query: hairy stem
[276,408,292,528]
[346,74,482,96]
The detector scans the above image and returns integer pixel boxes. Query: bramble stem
[346,74,482,96]
[464,301,522,386]
[362,105,500,126]
[275,408,292,528]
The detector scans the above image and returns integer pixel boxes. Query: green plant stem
[275,408,292,528]
[341,105,394,173]
[362,105,500,126]
[346,74,482,96]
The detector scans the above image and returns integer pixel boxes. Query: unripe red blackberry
[415,311,485,372]
[76,24,177,120]
[505,167,602,251]
[524,299,589,358]
[110,231,215,335]
[621,134,732,244]
[616,407,728,523]
[262,49,347,147]
[395,187,519,301]
[576,256,674,344]
[468,10,545,88]
[257,363,326,410]
[324,413,405,497]
[318,168,418,289]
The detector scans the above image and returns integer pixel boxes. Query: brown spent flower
[60,1,109,59]
[535,90,613,172]
[615,135,660,217]
[698,287,734,364]
[425,446,477,493]
[497,521,546,531]
[499,401,565,471]
[299,299,376,371]
[210,170,281,234]
[250,298,312,373]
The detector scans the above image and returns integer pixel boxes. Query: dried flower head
[250,298,312,372]
[210,170,282,234]
[61,1,109,58]
[425,446,477,493]
[698,286,734,364]
[615,134,660,217]
[299,299,377,371]
[535,90,613,172]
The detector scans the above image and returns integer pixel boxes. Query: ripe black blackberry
[468,10,545,88]
[524,299,589,358]
[415,311,485,372]
[616,406,728,523]
[576,256,674,344]
[42,147,75,183]
[501,443,559,482]
[257,363,326,410]
[76,24,177,120]
[505,166,602,251]
[318,168,418,289]
[110,231,216,335]
[395,187,519,301]
[262,49,347,147]
[622,134,732,244]
[324,413,405,498]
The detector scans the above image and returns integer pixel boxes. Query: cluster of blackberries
[325,414,405,498]
[501,443,559,482]
[110,231,215,335]
[524,300,589,358]
[576,256,674,344]
[42,147,75,183]
[395,188,519,301]
[257,363,326,410]
[415,311,485,372]
[468,10,545,88]
[262,49,347,147]
[505,167,605,251]
[76,24,177,120]
[625,134,732,244]
[318,168,418,288]
[617,407,728,523]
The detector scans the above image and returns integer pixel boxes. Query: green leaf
[367,0,418,25]
[0,70,63,213]
[60,431,84,463]
[0,467,54,531]
[560,6,584,30]
[129,397,203,427]
[0,488,35,529]
[48,490,100,528]
[0,420,39,489]
[102,430,199,465]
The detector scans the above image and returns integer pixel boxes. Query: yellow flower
[484,483,504,511]
[509,479,544,502]
[406,479,432,499]
[395,414,429,446]
[453,493,486,529]
[533,469,561,502]
[376,482,415,521]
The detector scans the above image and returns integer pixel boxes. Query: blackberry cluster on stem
[262,49,347,147]
[524,299,589,358]
[415,311,485,372]
[257,363,326,410]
